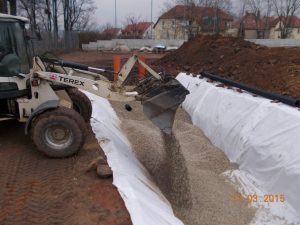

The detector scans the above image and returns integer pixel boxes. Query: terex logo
[59,76,85,86]
[49,74,57,81]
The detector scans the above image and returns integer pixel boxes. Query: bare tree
[122,15,143,39]
[35,0,52,31]
[272,0,300,38]
[165,0,232,12]
[52,0,59,39]
[19,0,41,32]
[206,0,233,12]
[45,0,52,31]
[62,0,96,31]
[18,0,94,33]
[243,0,273,38]
[238,3,246,37]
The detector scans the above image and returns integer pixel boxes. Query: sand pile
[110,101,255,225]
[156,35,300,100]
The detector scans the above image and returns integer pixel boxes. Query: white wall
[247,39,300,47]
[82,39,186,51]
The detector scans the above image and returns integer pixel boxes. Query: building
[231,12,275,39]
[121,22,154,39]
[154,5,233,40]
[269,16,300,39]
[101,28,122,39]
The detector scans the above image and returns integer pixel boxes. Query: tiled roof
[158,5,233,22]
[271,16,300,28]
[234,13,275,30]
[122,22,152,34]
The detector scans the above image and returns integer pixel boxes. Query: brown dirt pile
[157,35,300,100]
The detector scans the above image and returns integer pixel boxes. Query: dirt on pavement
[0,120,132,225]
[156,35,300,100]
[110,101,256,225]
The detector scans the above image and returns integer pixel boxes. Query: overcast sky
[94,0,165,28]
[94,0,241,28]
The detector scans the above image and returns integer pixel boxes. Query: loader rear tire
[67,88,92,122]
[31,107,87,158]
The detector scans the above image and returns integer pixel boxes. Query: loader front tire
[31,107,87,158]
[67,88,92,122]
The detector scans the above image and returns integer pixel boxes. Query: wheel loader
[0,13,189,158]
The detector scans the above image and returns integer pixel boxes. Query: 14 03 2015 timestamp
[231,193,285,204]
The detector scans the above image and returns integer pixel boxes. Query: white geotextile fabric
[177,73,300,224]
[85,92,184,225]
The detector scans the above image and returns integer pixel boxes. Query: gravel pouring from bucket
[135,76,189,134]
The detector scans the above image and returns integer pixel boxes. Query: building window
[202,17,211,26]
[225,21,230,28]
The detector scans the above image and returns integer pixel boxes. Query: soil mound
[157,35,300,100]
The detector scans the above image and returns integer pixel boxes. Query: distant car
[153,44,166,53]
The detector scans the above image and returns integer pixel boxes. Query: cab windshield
[0,20,30,77]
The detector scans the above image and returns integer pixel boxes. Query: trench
[111,101,255,225]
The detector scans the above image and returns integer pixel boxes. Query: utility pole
[115,0,117,28]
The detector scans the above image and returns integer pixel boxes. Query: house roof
[156,5,233,25]
[233,12,275,30]
[270,16,300,28]
[103,28,121,36]
[122,22,152,34]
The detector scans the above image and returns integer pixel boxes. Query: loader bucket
[135,76,189,134]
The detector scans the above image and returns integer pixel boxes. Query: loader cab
[0,14,30,78]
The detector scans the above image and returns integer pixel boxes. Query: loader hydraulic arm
[34,55,189,134]
[34,55,143,102]
[115,55,161,87]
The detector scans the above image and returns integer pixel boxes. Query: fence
[31,31,79,56]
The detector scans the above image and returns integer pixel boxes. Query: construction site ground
[0,51,164,225]
[1,39,297,225]
[60,48,298,224]
[0,120,132,225]
[60,46,300,224]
